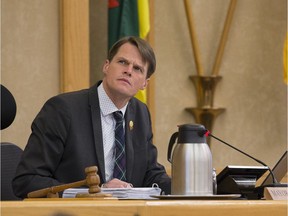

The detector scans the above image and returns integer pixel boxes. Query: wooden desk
[1,199,287,216]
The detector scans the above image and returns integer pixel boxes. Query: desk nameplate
[264,187,288,200]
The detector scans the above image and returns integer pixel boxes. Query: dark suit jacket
[12,82,171,198]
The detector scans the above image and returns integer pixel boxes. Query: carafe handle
[167,132,179,163]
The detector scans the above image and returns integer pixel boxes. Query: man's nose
[124,65,133,76]
[124,71,132,77]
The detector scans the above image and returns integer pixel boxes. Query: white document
[63,187,161,199]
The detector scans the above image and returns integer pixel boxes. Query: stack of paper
[63,187,161,199]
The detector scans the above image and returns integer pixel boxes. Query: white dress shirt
[97,83,127,182]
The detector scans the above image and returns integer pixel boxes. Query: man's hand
[102,178,133,188]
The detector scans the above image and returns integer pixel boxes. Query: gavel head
[85,166,101,194]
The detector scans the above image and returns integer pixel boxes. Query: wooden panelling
[60,0,90,92]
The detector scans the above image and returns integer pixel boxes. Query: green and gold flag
[108,0,150,103]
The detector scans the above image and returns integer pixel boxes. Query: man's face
[102,43,149,100]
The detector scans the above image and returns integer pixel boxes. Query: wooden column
[147,0,155,125]
[60,0,90,92]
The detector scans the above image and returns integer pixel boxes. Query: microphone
[198,129,279,185]
[1,85,17,130]
[198,129,288,199]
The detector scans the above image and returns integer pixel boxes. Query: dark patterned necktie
[112,111,126,181]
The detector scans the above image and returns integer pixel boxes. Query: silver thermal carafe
[167,124,213,195]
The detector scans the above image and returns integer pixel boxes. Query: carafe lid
[177,124,207,144]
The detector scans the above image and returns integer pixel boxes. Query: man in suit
[12,36,171,198]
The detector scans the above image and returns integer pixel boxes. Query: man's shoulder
[129,97,148,109]
[55,84,98,99]
[128,97,150,119]
[45,85,98,107]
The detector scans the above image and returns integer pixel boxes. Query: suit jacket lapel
[88,83,106,183]
[125,102,135,182]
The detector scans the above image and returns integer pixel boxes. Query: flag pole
[183,0,204,76]
[212,0,237,76]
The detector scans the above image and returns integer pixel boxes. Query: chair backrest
[1,142,23,200]
[1,84,17,130]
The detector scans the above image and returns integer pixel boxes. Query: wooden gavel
[27,166,109,198]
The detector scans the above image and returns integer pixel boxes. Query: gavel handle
[27,179,86,198]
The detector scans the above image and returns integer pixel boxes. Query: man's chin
[114,89,135,99]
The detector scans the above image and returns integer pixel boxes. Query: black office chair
[1,142,23,200]
[1,84,23,200]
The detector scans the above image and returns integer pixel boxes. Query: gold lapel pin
[129,120,134,130]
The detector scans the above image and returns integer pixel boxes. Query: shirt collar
[98,83,127,117]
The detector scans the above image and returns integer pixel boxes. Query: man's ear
[141,78,150,90]
[102,60,110,75]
